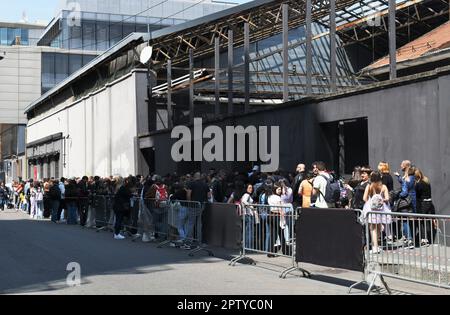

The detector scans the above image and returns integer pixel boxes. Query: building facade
[1,0,236,183]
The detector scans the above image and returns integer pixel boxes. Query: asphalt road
[0,210,448,295]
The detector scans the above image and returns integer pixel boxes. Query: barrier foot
[188,245,214,257]
[348,280,368,294]
[367,274,379,295]
[131,234,141,243]
[96,226,109,233]
[380,275,392,295]
[280,265,311,279]
[229,254,246,266]
[365,273,391,295]
[157,240,172,248]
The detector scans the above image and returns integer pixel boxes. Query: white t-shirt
[241,193,254,205]
[313,172,330,208]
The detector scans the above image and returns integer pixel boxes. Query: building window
[0,28,6,45]
[96,21,109,51]
[55,53,69,83]
[42,52,98,94]
[109,22,123,47]
[69,25,82,50]
[82,20,97,51]
[42,53,56,94]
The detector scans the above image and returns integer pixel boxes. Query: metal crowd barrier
[119,197,212,256]
[93,195,114,232]
[349,211,450,294]
[230,204,311,279]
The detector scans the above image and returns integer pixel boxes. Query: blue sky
[0,0,250,24]
[1,0,59,23]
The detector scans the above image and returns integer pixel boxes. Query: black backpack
[319,174,341,204]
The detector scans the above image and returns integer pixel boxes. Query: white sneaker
[370,247,382,254]
[142,233,154,243]
[114,234,126,240]
[386,236,394,245]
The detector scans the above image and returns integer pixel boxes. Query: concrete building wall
[27,70,141,178]
[0,46,42,124]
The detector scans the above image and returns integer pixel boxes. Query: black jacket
[49,185,62,201]
[65,183,80,204]
[113,186,132,213]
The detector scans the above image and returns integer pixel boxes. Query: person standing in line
[378,162,394,192]
[415,168,436,247]
[241,184,256,249]
[49,180,62,223]
[394,161,416,248]
[78,176,90,226]
[0,182,7,211]
[57,178,66,222]
[311,161,331,208]
[65,179,80,225]
[363,172,391,254]
[24,179,33,215]
[351,167,371,210]
[298,171,315,208]
[267,183,291,257]
[292,164,306,208]
[113,177,137,240]
[32,182,44,220]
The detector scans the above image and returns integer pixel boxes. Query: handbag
[394,195,413,213]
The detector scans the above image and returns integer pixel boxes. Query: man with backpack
[312,161,341,208]
[145,175,169,240]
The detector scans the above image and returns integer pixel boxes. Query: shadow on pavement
[0,212,218,294]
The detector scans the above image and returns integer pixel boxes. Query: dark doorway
[320,117,369,175]
[141,148,156,174]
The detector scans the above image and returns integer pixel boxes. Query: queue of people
[0,159,436,254]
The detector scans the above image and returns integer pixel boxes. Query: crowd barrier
[202,203,242,250]
[295,208,364,272]
[86,195,213,257]
[230,204,311,279]
[349,211,450,294]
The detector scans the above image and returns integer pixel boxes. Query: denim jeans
[0,198,4,210]
[245,215,255,249]
[151,207,167,238]
[114,210,125,235]
[36,200,44,219]
[178,206,195,241]
[50,200,60,222]
[67,203,79,225]
[402,221,412,240]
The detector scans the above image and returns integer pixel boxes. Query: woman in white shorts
[363,171,391,254]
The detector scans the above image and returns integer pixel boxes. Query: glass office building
[38,11,184,50]
[37,0,236,92]
[41,52,98,94]
[0,23,45,46]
